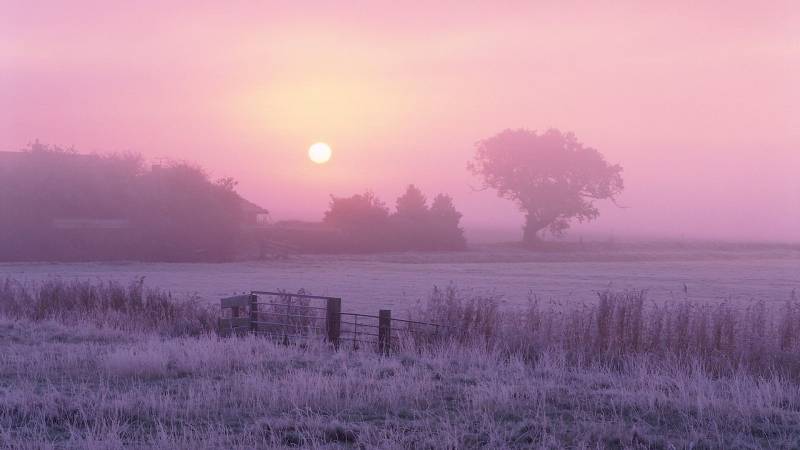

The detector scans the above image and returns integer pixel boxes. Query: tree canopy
[395,184,428,220]
[469,128,623,244]
[322,187,465,252]
[323,191,390,229]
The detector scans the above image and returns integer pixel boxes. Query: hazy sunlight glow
[308,142,332,164]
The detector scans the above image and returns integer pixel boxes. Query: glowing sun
[308,142,332,164]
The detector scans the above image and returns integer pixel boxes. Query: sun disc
[308,142,332,164]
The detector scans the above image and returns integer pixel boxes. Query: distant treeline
[0,144,466,261]
[0,143,243,261]
[321,186,466,252]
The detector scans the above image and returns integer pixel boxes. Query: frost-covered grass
[0,278,215,336]
[1,278,800,448]
[409,286,800,380]
[1,318,800,449]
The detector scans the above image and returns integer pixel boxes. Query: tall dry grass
[1,278,800,447]
[410,285,800,378]
[1,317,799,449]
[3,277,800,377]
[0,277,215,336]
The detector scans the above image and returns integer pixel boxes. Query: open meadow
[1,245,797,315]
[1,245,799,449]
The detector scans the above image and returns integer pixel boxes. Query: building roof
[238,196,269,215]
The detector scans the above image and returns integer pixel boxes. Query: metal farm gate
[218,291,449,353]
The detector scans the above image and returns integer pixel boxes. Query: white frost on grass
[1,318,799,449]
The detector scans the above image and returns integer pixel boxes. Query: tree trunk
[522,214,545,247]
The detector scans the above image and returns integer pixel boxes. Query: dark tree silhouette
[323,191,389,229]
[130,162,243,261]
[0,143,145,260]
[429,194,466,249]
[321,188,466,252]
[469,128,623,245]
[395,184,428,219]
[392,185,430,249]
[322,191,391,251]
[0,143,244,261]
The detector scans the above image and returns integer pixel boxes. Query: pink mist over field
[2,2,798,242]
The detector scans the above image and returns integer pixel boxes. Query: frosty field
[1,245,798,314]
[2,245,800,449]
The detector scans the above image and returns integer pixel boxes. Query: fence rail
[217,291,448,353]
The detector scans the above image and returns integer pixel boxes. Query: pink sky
[3,1,799,242]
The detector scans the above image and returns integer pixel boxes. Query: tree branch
[467,182,490,192]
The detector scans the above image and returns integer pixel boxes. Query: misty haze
[1,3,799,450]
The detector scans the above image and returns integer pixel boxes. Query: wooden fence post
[378,309,391,354]
[220,295,256,337]
[326,297,341,349]
[250,293,258,334]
